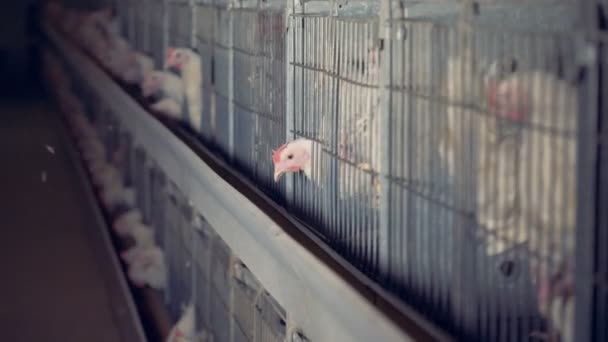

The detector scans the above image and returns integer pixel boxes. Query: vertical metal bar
[595,23,608,342]
[285,0,296,208]
[451,1,477,338]
[228,2,236,161]
[575,1,600,341]
[228,252,237,342]
[143,0,149,54]
[190,0,197,48]
[378,0,391,280]
[163,0,170,66]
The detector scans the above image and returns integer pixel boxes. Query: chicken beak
[273,167,285,182]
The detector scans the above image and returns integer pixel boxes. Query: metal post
[377,0,392,281]
[575,1,601,341]
[190,0,197,48]
[228,0,236,160]
[450,0,478,338]
[163,0,170,66]
[284,0,298,207]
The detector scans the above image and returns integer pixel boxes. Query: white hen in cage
[273,39,381,206]
[441,52,578,341]
[491,70,578,342]
[165,48,203,132]
[334,40,381,204]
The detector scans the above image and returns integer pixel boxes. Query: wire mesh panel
[379,0,588,340]
[168,0,194,47]
[146,0,168,66]
[193,214,213,331]
[116,0,130,38]
[253,292,286,342]
[105,114,121,163]
[69,68,98,121]
[55,0,607,340]
[589,10,608,342]
[194,1,216,143]
[211,237,232,342]
[164,186,195,318]
[232,262,260,342]
[288,2,380,273]
[232,2,286,199]
[120,131,135,187]
[212,1,234,158]
[142,161,158,223]
[148,167,168,238]
[48,25,316,341]
[232,8,257,168]
[133,0,150,52]
[133,148,149,215]
[126,0,138,46]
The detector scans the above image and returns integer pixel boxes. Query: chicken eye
[287,154,294,160]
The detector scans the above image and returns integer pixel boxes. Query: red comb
[272,143,288,164]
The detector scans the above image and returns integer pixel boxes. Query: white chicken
[333,43,381,201]
[104,38,139,83]
[99,183,137,211]
[126,246,167,290]
[439,53,578,341]
[166,304,196,342]
[439,54,520,253]
[141,70,185,102]
[150,99,183,119]
[120,224,157,267]
[113,209,143,236]
[141,70,185,119]
[77,11,108,56]
[79,139,106,163]
[90,163,121,189]
[134,52,155,82]
[489,70,577,342]
[273,44,381,205]
[128,222,156,247]
[165,47,202,131]
[272,139,314,182]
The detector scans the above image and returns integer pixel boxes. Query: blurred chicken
[272,139,314,182]
[87,162,136,210]
[128,223,156,247]
[439,54,520,252]
[142,70,185,119]
[334,43,381,203]
[165,48,202,131]
[126,246,167,290]
[113,209,143,236]
[99,183,137,211]
[273,44,382,205]
[150,99,183,119]
[142,70,184,102]
[120,224,157,265]
[166,305,196,342]
[90,163,121,188]
[104,38,139,83]
[489,70,577,342]
[79,138,106,163]
[134,52,155,82]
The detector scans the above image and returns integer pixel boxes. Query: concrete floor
[0,94,144,342]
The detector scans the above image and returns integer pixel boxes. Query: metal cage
[194,1,216,144]
[52,0,607,340]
